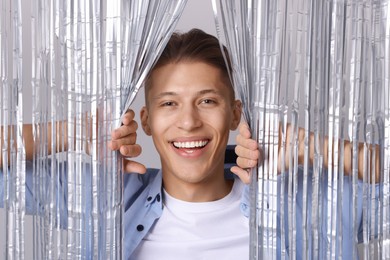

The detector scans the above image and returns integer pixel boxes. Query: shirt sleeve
[0,161,70,229]
[356,181,382,243]
[0,161,36,215]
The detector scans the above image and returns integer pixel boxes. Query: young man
[118,29,248,260]
[111,29,381,259]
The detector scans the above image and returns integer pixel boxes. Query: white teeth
[173,140,208,149]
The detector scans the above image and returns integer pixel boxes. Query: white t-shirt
[131,179,249,260]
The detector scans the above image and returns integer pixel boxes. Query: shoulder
[123,169,164,258]
[124,168,160,187]
[123,168,162,211]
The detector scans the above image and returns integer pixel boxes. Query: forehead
[146,61,232,99]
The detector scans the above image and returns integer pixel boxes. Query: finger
[230,166,251,184]
[235,144,260,161]
[236,134,259,152]
[111,120,138,140]
[236,156,258,169]
[238,122,252,139]
[108,133,138,151]
[123,159,147,174]
[107,140,117,151]
[122,109,135,125]
[120,144,142,158]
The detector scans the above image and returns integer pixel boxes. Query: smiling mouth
[172,140,209,149]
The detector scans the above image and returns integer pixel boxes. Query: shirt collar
[144,167,249,211]
[145,169,163,207]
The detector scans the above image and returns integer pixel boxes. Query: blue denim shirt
[0,163,380,259]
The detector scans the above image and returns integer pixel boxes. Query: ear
[230,100,242,130]
[140,106,152,136]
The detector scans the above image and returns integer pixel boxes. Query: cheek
[148,115,167,148]
[204,110,233,133]
[148,115,161,132]
[148,112,172,134]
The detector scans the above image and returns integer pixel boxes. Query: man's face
[141,61,241,190]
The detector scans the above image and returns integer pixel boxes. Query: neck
[162,169,233,202]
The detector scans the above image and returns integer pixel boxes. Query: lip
[169,137,210,158]
[170,136,210,142]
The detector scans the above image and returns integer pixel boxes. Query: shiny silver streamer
[2,0,187,259]
[0,0,26,258]
[121,0,188,118]
[31,0,123,258]
[213,1,285,258]
[213,0,390,259]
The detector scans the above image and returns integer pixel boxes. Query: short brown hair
[144,29,234,104]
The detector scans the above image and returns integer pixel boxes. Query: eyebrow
[152,89,222,100]
[152,91,178,101]
[197,89,221,96]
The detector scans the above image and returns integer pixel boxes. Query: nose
[176,104,202,131]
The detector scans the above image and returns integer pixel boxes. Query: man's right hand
[108,109,147,174]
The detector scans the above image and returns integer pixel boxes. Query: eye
[200,99,216,105]
[161,101,175,107]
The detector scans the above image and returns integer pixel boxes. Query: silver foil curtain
[1,0,26,258]
[1,0,186,259]
[213,0,390,259]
